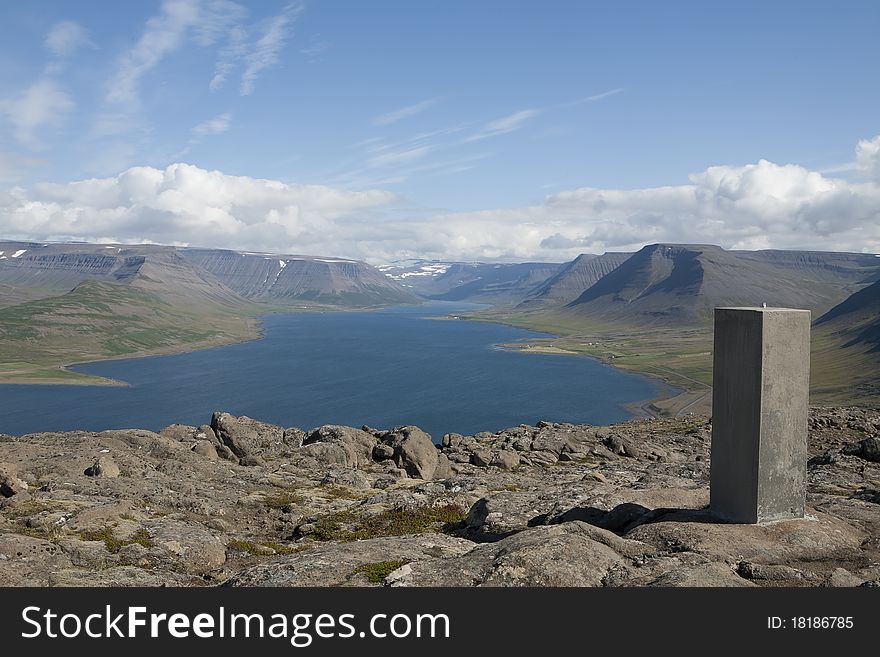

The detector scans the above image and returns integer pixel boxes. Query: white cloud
[0,163,398,254]
[106,0,202,104]
[3,136,880,262]
[856,135,880,182]
[464,109,542,142]
[192,112,232,136]
[0,79,74,149]
[209,25,247,91]
[240,3,302,95]
[45,21,94,57]
[372,98,441,126]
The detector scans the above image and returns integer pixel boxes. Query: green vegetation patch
[352,560,410,583]
[263,490,302,509]
[79,527,153,553]
[308,504,467,542]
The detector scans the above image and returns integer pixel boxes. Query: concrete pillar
[709,307,810,523]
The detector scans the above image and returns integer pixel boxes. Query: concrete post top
[715,307,811,314]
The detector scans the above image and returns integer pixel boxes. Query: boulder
[301,425,377,468]
[283,427,306,449]
[192,441,219,460]
[490,450,520,470]
[210,412,286,459]
[0,464,28,497]
[84,456,120,478]
[380,426,438,480]
[373,443,395,461]
[842,436,880,463]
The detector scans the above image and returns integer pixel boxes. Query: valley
[2,240,879,412]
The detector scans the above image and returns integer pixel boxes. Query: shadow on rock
[533,502,718,535]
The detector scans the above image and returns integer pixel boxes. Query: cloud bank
[2,137,879,263]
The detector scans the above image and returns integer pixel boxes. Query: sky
[1,0,879,263]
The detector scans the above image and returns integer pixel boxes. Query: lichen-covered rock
[388,522,625,587]
[380,426,438,480]
[211,412,287,459]
[300,425,378,468]
[0,406,877,587]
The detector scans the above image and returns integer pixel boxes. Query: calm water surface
[0,303,670,439]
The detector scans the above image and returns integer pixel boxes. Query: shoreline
[0,300,707,420]
[493,338,704,419]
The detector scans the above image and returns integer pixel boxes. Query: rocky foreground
[1,408,879,587]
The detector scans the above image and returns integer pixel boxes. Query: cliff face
[179,248,418,307]
[0,242,418,310]
[1,407,878,587]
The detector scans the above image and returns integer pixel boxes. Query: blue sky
[1,1,879,261]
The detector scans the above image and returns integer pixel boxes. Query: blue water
[0,302,669,439]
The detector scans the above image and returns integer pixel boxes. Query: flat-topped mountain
[0,242,246,307]
[561,244,880,326]
[179,248,417,307]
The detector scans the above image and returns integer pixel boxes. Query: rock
[210,412,286,459]
[84,455,120,478]
[843,436,880,463]
[373,443,395,461]
[301,425,378,468]
[224,534,475,587]
[159,424,197,442]
[490,450,520,470]
[216,444,238,461]
[390,522,624,587]
[0,464,28,497]
[148,520,226,575]
[432,453,453,479]
[381,426,438,480]
[195,425,218,443]
[192,441,219,460]
[824,568,864,587]
[283,427,306,449]
[584,471,607,483]
[647,562,756,587]
[470,449,492,467]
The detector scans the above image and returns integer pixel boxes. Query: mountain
[0,242,260,384]
[814,278,880,352]
[379,260,562,304]
[811,279,880,403]
[179,248,417,307]
[560,244,880,326]
[0,242,246,307]
[517,252,632,309]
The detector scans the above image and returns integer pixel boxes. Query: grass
[79,527,153,553]
[307,504,468,542]
[0,280,261,385]
[474,306,879,411]
[320,484,368,500]
[263,490,302,509]
[352,560,409,583]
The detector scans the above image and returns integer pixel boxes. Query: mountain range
[1,239,878,399]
